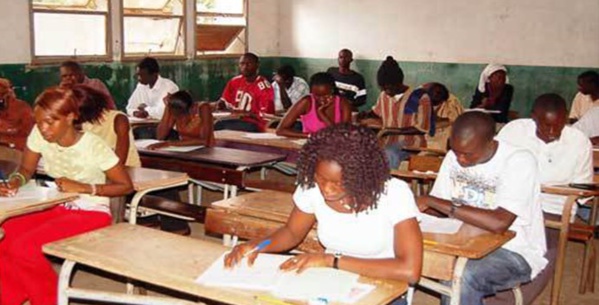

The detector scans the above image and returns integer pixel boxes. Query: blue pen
[245,239,271,257]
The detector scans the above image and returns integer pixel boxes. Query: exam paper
[243,133,285,140]
[419,213,463,234]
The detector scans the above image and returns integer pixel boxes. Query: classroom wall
[0,0,280,108]
[277,0,599,115]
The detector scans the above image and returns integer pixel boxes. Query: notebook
[419,213,463,234]
[243,133,285,140]
[196,253,365,302]
[134,140,203,152]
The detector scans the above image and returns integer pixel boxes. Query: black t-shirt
[326,67,367,109]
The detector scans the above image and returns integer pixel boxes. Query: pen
[0,170,9,189]
[254,295,293,305]
[423,239,438,246]
[245,239,271,257]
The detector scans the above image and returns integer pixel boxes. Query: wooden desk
[540,184,599,305]
[593,149,599,169]
[206,190,514,305]
[43,223,407,305]
[0,188,79,239]
[138,146,286,201]
[215,130,303,163]
[128,117,160,129]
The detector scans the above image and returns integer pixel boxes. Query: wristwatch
[449,199,463,218]
[333,252,342,269]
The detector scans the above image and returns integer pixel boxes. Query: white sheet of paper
[464,108,501,114]
[273,267,359,302]
[0,183,61,204]
[243,133,285,140]
[419,213,463,234]
[159,145,204,153]
[213,112,232,118]
[292,139,307,146]
[195,253,289,291]
[134,139,161,149]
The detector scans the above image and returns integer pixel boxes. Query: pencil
[423,239,438,246]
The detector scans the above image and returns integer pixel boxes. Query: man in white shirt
[497,93,593,219]
[573,106,599,145]
[126,57,179,119]
[271,65,309,113]
[569,71,599,121]
[418,112,547,305]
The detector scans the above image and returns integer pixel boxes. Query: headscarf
[478,64,509,93]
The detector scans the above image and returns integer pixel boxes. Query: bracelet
[333,253,342,269]
[90,184,97,196]
[9,172,27,187]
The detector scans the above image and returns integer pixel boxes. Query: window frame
[29,0,113,64]
[194,0,248,58]
[120,0,187,61]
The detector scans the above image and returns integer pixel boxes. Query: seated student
[126,57,179,120]
[427,93,464,151]
[0,87,133,305]
[74,85,141,167]
[275,72,352,138]
[573,105,599,145]
[225,124,422,305]
[272,65,309,113]
[326,49,367,111]
[214,53,275,132]
[470,64,514,123]
[417,112,547,305]
[148,90,215,149]
[569,70,599,122]
[59,60,116,109]
[0,78,34,150]
[497,94,593,219]
[360,56,449,168]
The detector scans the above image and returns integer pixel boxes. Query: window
[196,0,246,55]
[31,0,110,60]
[122,0,185,57]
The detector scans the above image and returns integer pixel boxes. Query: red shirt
[221,75,274,131]
[0,98,34,150]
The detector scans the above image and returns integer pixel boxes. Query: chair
[407,155,443,195]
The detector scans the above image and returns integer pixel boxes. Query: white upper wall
[279,0,599,68]
[248,0,279,56]
[0,0,31,64]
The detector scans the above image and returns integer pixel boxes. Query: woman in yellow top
[75,85,141,167]
[148,90,215,150]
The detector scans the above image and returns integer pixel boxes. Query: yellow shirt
[569,92,599,119]
[27,126,119,213]
[82,110,141,167]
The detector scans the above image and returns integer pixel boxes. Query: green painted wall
[278,57,593,117]
[0,56,593,118]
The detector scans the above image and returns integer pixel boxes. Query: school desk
[43,223,408,305]
[0,189,79,240]
[215,130,303,163]
[540,184,599,305]
[137,146,286,200]
[593,148,599,169]
[205,190,515,305]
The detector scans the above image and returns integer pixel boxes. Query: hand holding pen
[0,170,19,197]
[224,239,271,268]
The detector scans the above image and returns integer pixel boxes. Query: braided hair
[296,123,390,212]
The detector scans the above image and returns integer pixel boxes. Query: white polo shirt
[573,106,599,138]
[497,119,593,216]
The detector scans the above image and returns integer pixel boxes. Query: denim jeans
[214,119,260,132]
[441,248,531,305]
[384,141,410,170]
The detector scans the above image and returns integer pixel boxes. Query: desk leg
[449,257,468,305]
[128,182,189,225]
[58,260,76,305]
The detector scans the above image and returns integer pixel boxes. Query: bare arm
[417,195,516,234]
[339,98,353,123]
[155,105,176,140]
[56,163,134,197]
[113,114,131,165]
[0,146,42,196]
[276,97,310,138]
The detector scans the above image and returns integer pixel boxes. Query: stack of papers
[196,253,371,303]
[419,213,463,234]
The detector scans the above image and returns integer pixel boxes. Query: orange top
[0,97,34,150]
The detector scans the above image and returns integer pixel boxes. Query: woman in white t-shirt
[0,87,133,305]
[225,123,422,303]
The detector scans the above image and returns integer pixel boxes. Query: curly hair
[296,123,390,212]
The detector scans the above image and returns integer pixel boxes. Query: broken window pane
[123,16,184,55]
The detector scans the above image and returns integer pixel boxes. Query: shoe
[136,214,161,228]
[160,216,191,236]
